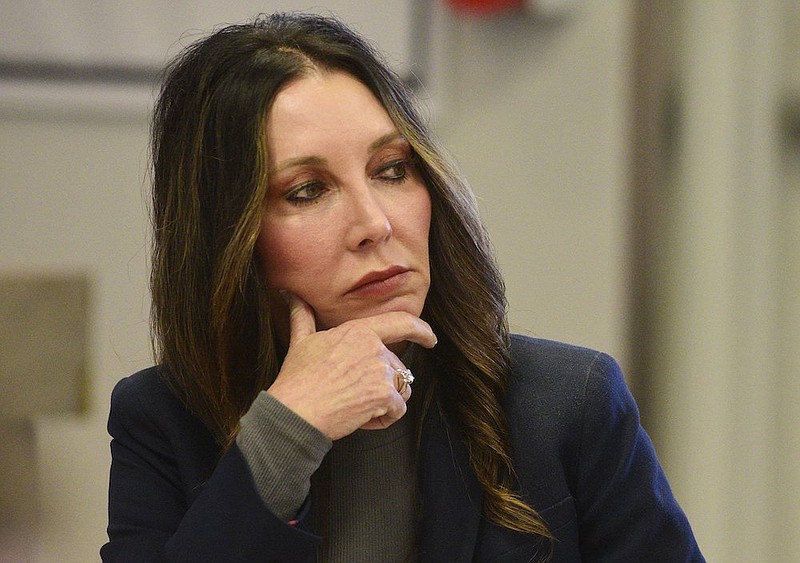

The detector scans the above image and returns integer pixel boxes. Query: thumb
[283,291,317,345]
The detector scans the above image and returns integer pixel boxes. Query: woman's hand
[266,293,437,440]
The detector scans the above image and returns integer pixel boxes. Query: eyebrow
[369,131,406,152]
[271,131,406,175]
[272,155,326,175]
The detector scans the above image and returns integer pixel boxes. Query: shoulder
[502,337,703,559]
[108,367,221,504]
[506,334,624,412]
[108,366,218,473]
[109,366,187,429]
[111,365,170,401]
[509,334,618,377]
[503,335,633,489]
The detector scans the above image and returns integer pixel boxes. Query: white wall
[779,0,800,555]
[636,2,799,560]
[433,1,632,365]
[0,111,153,560]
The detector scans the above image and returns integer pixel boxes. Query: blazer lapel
[417,404,483,562]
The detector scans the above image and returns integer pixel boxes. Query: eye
[286,181,327,205]
[375,159,408,183]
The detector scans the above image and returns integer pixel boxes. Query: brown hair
[150,12,552,544]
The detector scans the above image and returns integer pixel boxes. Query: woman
[102,12,704,562]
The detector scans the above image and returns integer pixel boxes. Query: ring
[395,367,414,394]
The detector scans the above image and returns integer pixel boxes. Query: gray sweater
[236,386,419,561]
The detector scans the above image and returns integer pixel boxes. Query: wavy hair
[150,12,552,544]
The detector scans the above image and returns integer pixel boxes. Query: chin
[319,296,427,329]
[372,295,427,318]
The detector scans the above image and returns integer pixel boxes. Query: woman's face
[257,70,431,330]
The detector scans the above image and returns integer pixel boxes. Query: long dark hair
[150,12,552,542]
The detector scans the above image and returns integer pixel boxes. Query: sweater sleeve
[575,353,705,562]
[236,391,331,521]
[101,372,323,563]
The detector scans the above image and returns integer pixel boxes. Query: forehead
[265,70,397,159]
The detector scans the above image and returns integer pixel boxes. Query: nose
[346,186,392,250]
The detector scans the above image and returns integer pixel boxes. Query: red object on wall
[446,0,525,16]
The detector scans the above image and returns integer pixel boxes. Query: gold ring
[395,367,414,394]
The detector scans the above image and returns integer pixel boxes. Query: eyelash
[375,159,409,183]
[284,158,412,207]
[285,181,326,206]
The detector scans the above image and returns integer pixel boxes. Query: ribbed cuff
[236,391,332,521]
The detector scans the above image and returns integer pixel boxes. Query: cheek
[414,191,433,252]
[255,225,296,288]
[256,221,330,292]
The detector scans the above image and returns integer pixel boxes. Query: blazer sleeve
[575,352,704,562]
[101,372,320,562]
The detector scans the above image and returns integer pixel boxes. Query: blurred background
[1,1,797,561]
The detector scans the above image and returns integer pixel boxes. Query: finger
[354,311,437,349]
[362,366,411,431]
[284,292,317,345]
[361,396,408,431]
[398,379,412,402]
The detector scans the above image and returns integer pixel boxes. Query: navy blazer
[102,335,704,562]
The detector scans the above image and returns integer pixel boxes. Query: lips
[347,265,410,296]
